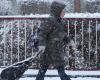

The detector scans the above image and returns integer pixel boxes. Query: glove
[69,40,76,51]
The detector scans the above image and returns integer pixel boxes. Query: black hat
[50,1,66,17]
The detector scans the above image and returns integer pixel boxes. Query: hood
[50,1,66,18]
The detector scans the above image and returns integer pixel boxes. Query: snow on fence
[0,14,100,70]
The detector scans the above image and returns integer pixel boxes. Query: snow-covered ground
[0,68,100,80]
[19,77,100,80]
[24,69,100,76]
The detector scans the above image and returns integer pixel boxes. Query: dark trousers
[36,65,71,80]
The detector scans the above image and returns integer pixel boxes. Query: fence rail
[0,15,100,70]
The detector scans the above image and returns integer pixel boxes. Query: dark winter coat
[38,2,70,67]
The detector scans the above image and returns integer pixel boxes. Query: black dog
[0,58,33,80]
[0,46,44,80]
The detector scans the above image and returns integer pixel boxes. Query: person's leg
[36,65,48,80]
[57,66,71,80]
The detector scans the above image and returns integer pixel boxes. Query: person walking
[35,0,72,80]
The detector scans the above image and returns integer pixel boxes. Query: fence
[0,14,100,70]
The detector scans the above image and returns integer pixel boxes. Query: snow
[64,13,100,18]
[19,69,100,80]
[86,0,99,2]
[19,77,100,80]
[23,69,100,76]
[0,68,100,76]
[16,69,100,80]
[0,13,100,18]
[0,14,49,18]
[0,13,100,80]
[0,68,100,80]
[0,68,4,74]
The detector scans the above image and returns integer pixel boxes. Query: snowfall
[0,13,100,80]
[0,68,100,80]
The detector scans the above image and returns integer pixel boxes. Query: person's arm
[37,20,53,51]
[38,21,51,46]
